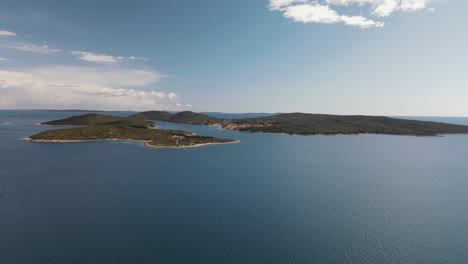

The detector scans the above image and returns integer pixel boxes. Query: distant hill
[128,111,174,121]
[41,114,154,128]
[223,113,468,136]
[131,111,221,125]
[168,111,221,125]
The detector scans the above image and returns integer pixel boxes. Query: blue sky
[0,0,467,115]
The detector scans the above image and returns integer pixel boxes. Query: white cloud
[270,0,435,28]
[71,51,150,64]
[324,0,432,16]
[27,65,165,88]
[0,30,16,36]
[0,57,8,61]
[168,93,178,99]
[270,0,308,10]
[129,56,150,62]
[283,3,384,28]
[71,51,120,63]
[0,66,178,111]
[6,43,61,54]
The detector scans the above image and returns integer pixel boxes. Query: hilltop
[128,111,174,121]
[130,111,221,125]
[168,111,221,125]
[41,114,154,128]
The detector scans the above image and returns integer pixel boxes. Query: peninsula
[27,114,239,148]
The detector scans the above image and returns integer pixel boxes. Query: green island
[132,111,468,136]
[223,113,468,136]
[27,114,239,148]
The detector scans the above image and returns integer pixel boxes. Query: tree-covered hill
[28,125,237,147]
[41,114,154,128]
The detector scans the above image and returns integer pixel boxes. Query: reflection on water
[1,110,468,264]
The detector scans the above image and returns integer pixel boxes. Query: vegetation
[130,111,221,125]
[41,114,154,128]
[128,111,174,121]
[28,125,237,147]
[168,111,221,125]
[223,113,468,136]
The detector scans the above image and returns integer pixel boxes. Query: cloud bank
[0,66,179,111]
[0,29,182,110]
[270,0,434,28]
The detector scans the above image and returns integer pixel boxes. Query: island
[26,114,239,148]
[131,111,468,136]
[222,113,468,136]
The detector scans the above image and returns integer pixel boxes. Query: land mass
[223,113,468,136]
[28,113,239,148]
[27,111,468,146]
[132,111,468,136]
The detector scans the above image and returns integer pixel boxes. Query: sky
[0,0,467,116]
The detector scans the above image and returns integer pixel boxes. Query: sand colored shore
[22,137,240,149]
[144,140,241,149]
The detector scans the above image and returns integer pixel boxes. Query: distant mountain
[41,114,154,128]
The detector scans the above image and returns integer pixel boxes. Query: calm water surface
[1,110,468,264]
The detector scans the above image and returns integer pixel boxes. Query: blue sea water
[1,110,468,264]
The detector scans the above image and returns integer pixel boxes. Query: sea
[1,110,468,264]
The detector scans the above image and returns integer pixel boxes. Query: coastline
[221,128,468,137]
[22,137,241,149]
[143,140,241,149]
